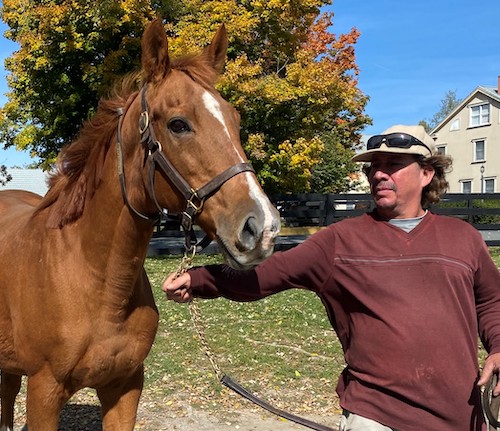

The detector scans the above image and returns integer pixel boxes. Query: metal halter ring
[148,140,162,157]
[139,111,149,134]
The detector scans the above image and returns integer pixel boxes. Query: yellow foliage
[0,0,369,189]
[269,137,324,192]
[168,0,259,57]
[221,55,263,83]
[246,133,268,161]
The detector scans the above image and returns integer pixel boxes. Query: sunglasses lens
[367,135,383,149]
[387,135,413,148]
[367,134,418,150]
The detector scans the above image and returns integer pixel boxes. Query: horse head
[121,19,281,269]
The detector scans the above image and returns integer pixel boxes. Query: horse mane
[35,53,220,229]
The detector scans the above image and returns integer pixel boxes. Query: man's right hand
[162,272,193,303]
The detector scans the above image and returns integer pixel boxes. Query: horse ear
[204,24,228,74]
[141,18,170,83]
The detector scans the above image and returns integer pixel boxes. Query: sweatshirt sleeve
[474,241,500,354]
[188,227,335,302]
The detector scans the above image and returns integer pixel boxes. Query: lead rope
[189,299,224,381]
[172,253,336,431]
[173,249,223,381]
[482,374,500,430]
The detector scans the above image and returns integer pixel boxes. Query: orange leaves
[210,2,369,192]
[331,28,361,73]
[303,12,336,57]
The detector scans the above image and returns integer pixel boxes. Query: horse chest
[73,324,157,387]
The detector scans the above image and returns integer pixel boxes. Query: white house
[430,77,500,193]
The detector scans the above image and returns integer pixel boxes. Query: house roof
[0,168,50,196]
[431,85,500,134]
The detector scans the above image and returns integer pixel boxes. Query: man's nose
[372,167,390,180]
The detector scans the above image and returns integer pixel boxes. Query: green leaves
[1,0,154,166]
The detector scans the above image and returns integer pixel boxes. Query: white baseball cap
[352,125,436,163]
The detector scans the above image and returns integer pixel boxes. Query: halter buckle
[186,190,205,215]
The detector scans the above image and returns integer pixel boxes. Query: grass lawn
[490,247,500,267]
[142,247,500,416]
[143,254,344,417]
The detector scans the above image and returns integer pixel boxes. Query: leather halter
[116,84,255,246]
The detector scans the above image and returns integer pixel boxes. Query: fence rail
[271,193,500,247]
[153,193,500,248]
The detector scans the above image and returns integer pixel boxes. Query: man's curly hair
[418,154,453,208]
[362,153,453,209]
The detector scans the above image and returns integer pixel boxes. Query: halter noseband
[116,84,255,249]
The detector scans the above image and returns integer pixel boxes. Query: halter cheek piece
[116,84,255,249]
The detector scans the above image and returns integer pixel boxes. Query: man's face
[367,153,435,219]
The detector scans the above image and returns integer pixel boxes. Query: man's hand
[478,352,500,396]
[162,272,193,303]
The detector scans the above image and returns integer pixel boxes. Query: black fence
[271,193,500,246]
[152,193,500,248]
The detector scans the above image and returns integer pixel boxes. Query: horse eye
[168,118,191,134]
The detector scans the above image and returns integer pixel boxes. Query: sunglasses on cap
[367,133,432,155]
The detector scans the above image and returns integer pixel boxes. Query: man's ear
[421,165,435,187]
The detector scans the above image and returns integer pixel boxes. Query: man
[163,125,500,430]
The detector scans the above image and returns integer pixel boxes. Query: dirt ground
[13,388,341,430]
[134,407,339,431]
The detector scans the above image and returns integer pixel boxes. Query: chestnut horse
[0,19,280,430]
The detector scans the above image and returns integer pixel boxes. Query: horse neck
[77,192,154,317]
[77,142,156,286]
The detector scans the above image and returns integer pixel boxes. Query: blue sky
[330,0,500,134]
[1,0,500,167]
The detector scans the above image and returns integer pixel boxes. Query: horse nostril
[237,216,260,252]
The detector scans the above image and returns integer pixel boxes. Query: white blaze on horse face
[202,90,234,150]
[202,90,277,244]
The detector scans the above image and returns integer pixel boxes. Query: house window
[473,139,485,162]
[461,180,472,194]
[436,145,446,155]
[484,178,495,193]
[470,103,490,127]
[449,118,460,131]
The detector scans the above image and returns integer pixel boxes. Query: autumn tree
[0,0,370,192]
[178,2,370,193]
[0,0,157,166]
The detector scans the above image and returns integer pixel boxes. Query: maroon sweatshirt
[189,211,500,430]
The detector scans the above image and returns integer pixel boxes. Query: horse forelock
[35,75,141,228]
[171,54,220,90]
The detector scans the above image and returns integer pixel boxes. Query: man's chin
[374,195,395,207]
[373,200,397,218]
